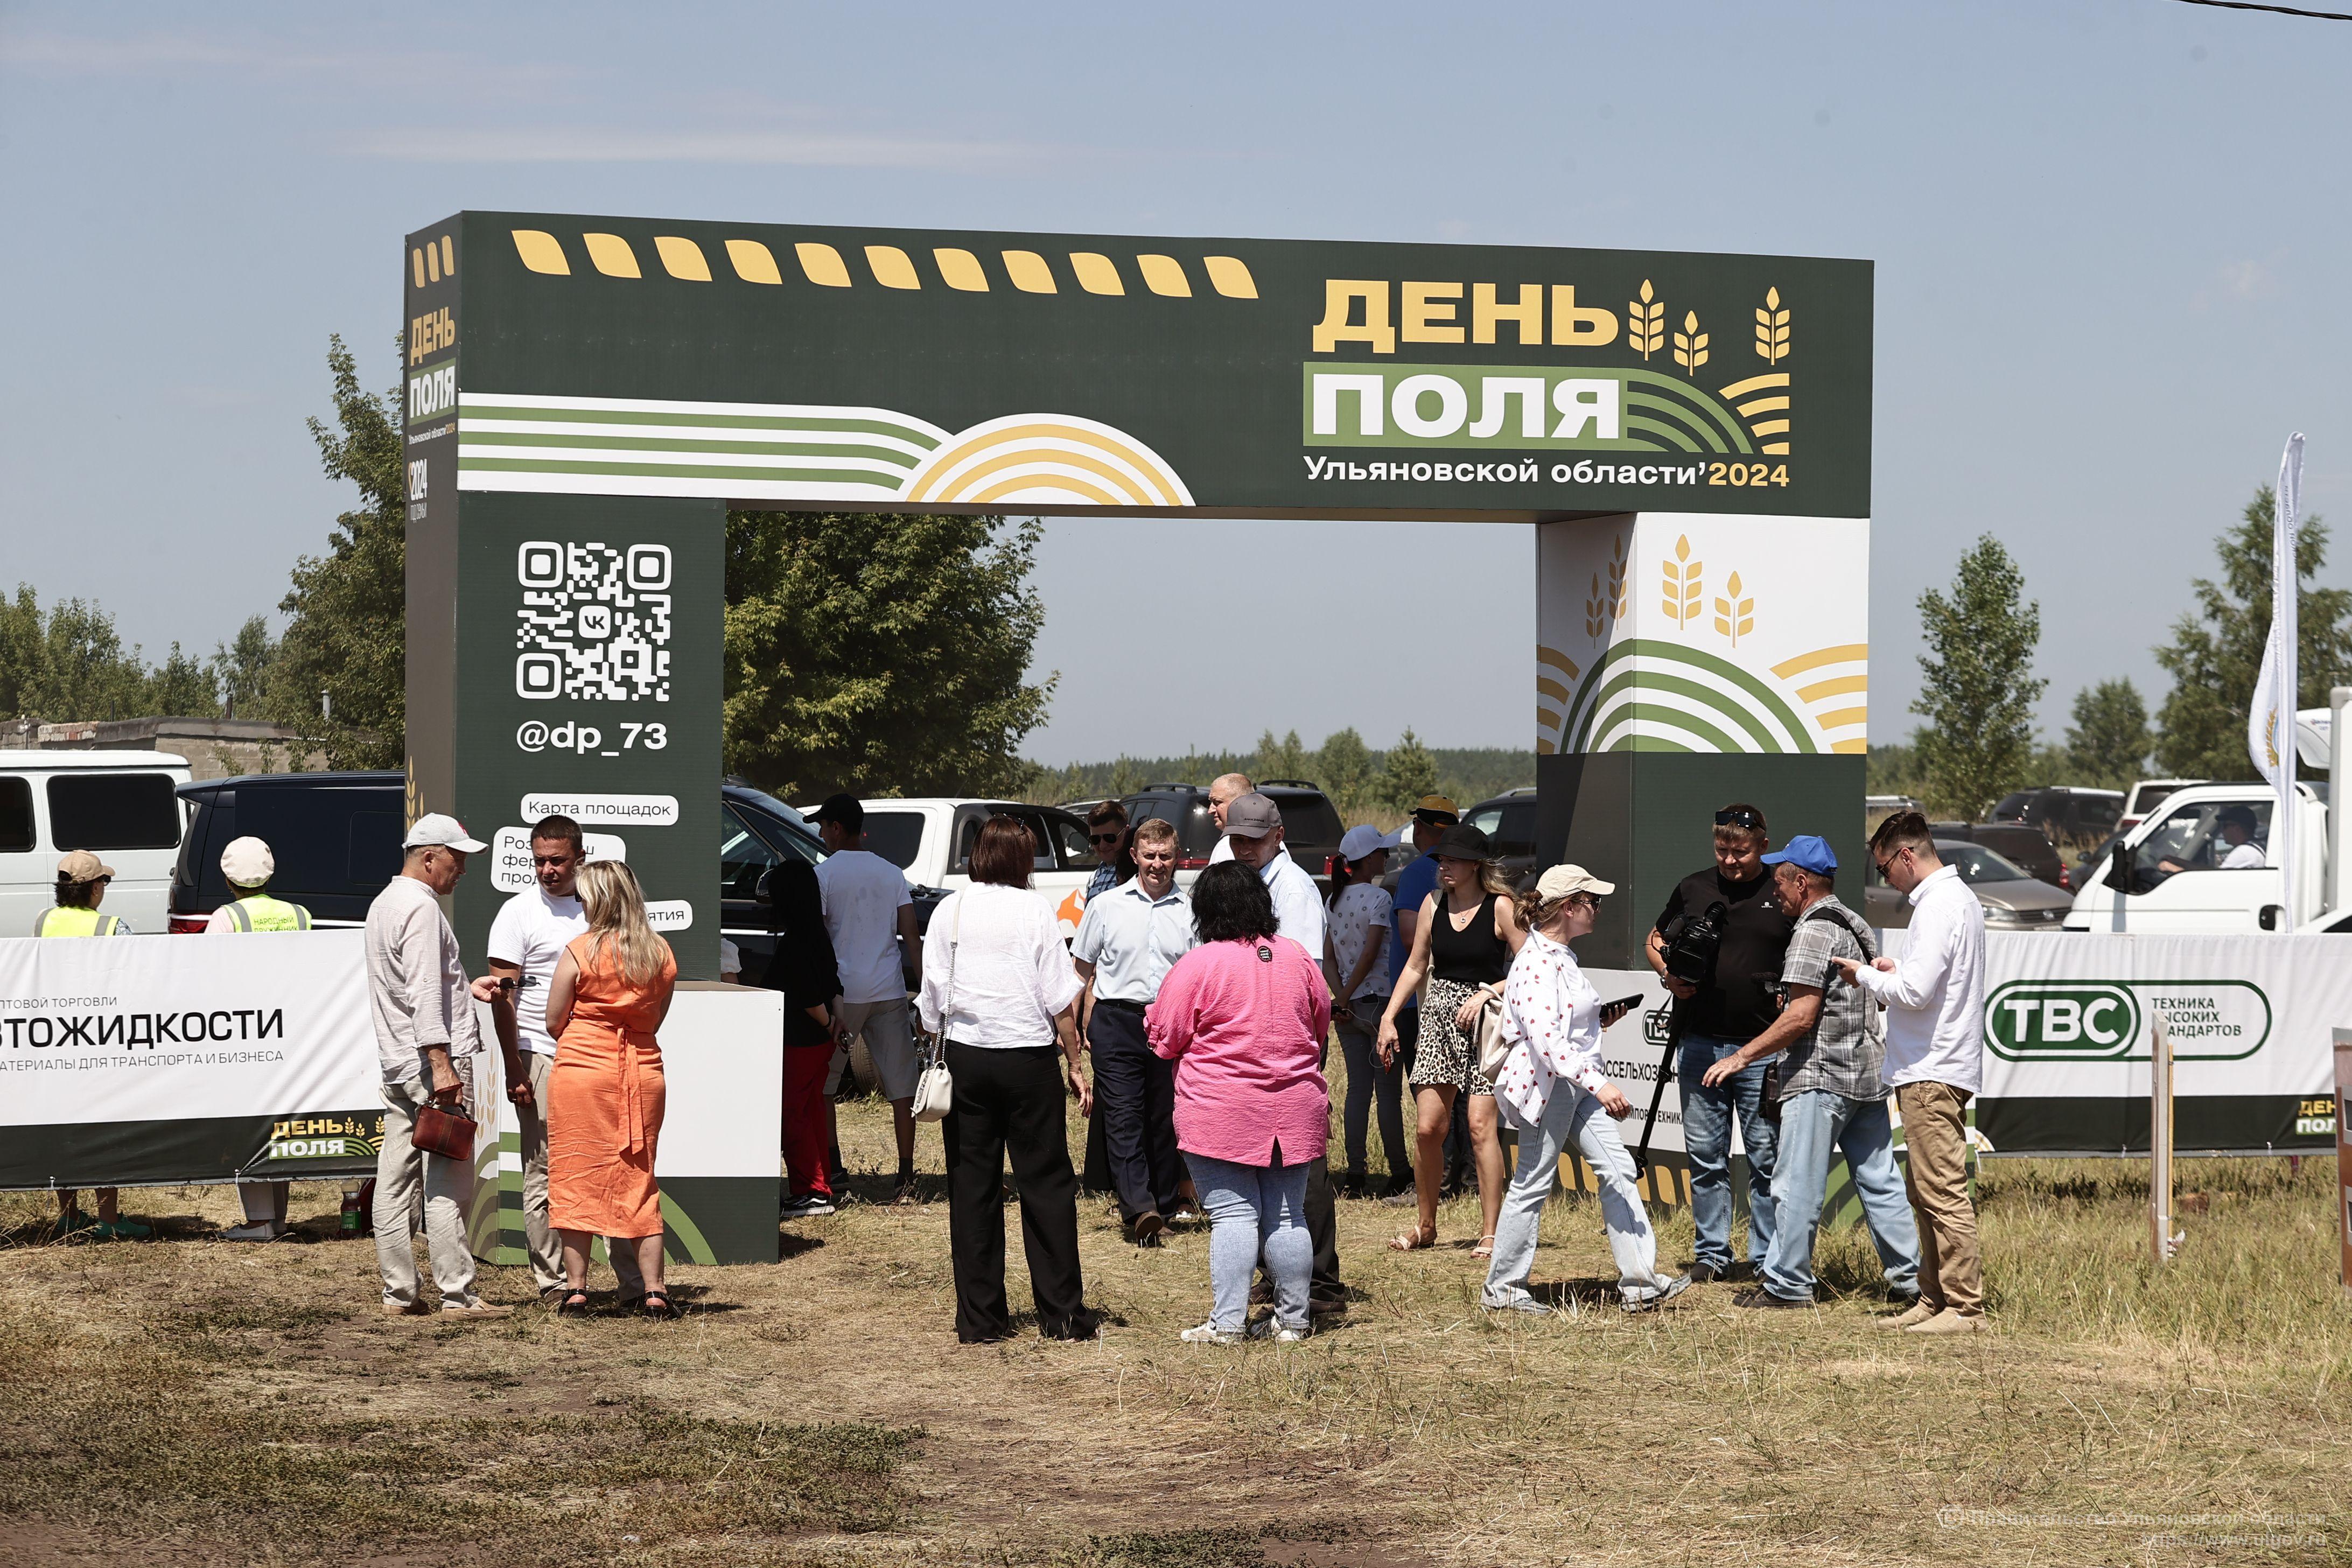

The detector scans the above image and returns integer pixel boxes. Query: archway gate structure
[403,212,1872,985]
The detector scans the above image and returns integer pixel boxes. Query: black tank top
[1429,891,1509,985]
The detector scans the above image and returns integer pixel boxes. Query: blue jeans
[1188,1153,1312,1332]
[1484,1084,1668,1308]
[1762,1091,1920,1303]
[1678,1034,1777,1270]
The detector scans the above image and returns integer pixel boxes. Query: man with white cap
[363,813,510,1318]
[1484,864,1691,1314]
[207,836,313,1241]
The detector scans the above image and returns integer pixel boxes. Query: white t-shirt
[2221,842,2266,870]
[485,886,589,1056]
[719,937,743,979]
[817,849,913,1004]
[1327,881,1395,999]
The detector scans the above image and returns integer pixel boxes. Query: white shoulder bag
[909,898,960,1122]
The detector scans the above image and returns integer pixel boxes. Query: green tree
[2064,678,2151,789]
[5,591,153,722]
[210,615,278,718]
[722,510,1054,799]
[1377,726,1439,813]
[144,643,218,717]
[1254,728,1307,783]
[268,336,407,767]
[1912,534,2046,821]
[1107,755,1145,797]
[1315,727,1373,816]
[2152,486,2352,779]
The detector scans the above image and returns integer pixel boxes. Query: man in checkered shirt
[1699,834,1920,1312]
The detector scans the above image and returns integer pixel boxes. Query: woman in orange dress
[544,860,680,1318]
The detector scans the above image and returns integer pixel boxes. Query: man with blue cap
[1700,833,1920,1314]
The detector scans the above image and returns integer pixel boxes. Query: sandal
[639,1291,682,1320]
[1472,1234,1497,1259]
[1389,1226,1437,1251]
[555,1290,592,1317]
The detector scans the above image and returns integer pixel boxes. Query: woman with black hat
[1375,823,1525,1254]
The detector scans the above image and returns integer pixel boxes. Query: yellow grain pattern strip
[1771,643,1868,680]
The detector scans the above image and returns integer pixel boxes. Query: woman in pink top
[1148,863,1332,1344]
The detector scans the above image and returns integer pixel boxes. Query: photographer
[1698,837,1919,1312]
[1644,802,1790,1283]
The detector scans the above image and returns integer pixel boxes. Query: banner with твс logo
[1978,934,2340,1154]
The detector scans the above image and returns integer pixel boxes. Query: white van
[0,751,194,936]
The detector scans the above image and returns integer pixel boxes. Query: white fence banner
[1978,933,2342,1154]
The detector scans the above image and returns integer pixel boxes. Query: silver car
[1863,839,2072,930]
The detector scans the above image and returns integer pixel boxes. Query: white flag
[2248,433,2304,918]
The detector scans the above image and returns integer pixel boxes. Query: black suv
[1987,786,2125,848]
[166,772,916,979]
[1121,779,1344,881]
[1460,787,1539,880]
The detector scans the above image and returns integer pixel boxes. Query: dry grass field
[2,1083,2347,1568]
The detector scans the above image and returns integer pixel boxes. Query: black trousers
[942,1041,1090,1342]
[1087,1003,1183,1224]
[1303,1153,1343,1304]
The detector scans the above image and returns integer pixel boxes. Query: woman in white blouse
[915,815,1100,1344]
[1483,864,1691,1315]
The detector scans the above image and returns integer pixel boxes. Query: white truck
[834,797,1104,938]
[2064,699,2351,935]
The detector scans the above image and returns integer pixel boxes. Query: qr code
[514,541,673,702]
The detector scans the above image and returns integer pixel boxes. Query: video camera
[1657,900,1728,989]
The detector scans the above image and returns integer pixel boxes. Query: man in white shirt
[364,814,510,1319]
[1072,818,1195,1242]
[1223,792,1343,1315]
[809,794,926,1203]
[1202,772,1253,865]
[1834,811,1987,1335]
[484,815,642,1303]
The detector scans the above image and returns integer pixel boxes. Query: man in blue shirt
[1072,818,1194,1242]
[1383,795,1458,1202]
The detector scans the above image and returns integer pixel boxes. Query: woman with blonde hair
[1376,824,1525,1255]
[544,859,680,1318]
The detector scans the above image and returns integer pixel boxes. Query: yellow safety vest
[33,906,124,937]
[221,893,313,933]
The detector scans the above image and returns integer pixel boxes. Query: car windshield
[1936,841,2029,884]
[1989,793,2034,821]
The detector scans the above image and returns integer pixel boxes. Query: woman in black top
[1376,824,1527,1254]
[764,862,843,1217]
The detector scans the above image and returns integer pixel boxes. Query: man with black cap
[1223,792,1345,1315]
[1644,802,1790,1283]
[1700,835,1918,1313]
[207,835,313,1242]
[810,793,925,1202]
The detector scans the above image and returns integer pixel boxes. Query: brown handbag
[411,1099,477,1163]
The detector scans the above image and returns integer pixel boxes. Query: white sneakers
[1179,1318,1307,1344]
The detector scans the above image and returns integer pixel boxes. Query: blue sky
[2,2,2345,766]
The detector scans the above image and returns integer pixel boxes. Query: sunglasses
[1714,808,1763,831]
[1088,831,1123,845]
[1873,843,1914,879]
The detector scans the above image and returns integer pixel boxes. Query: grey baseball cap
[1222,792,1283,837]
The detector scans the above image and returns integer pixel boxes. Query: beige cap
[56,850,116,883]
[220,836,275,888]
[1535,864,1615,900]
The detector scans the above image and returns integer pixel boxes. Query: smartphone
[1603,993,1644,1012]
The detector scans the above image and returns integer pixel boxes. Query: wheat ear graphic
[1628,280,1665,359]
[1754,287,1790,364]
[1661,535,1702,629]
[1608,535,1629,618]
[1713,570,1755,646]
[1672,310,1709,377]
[1586,573,1607,640]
